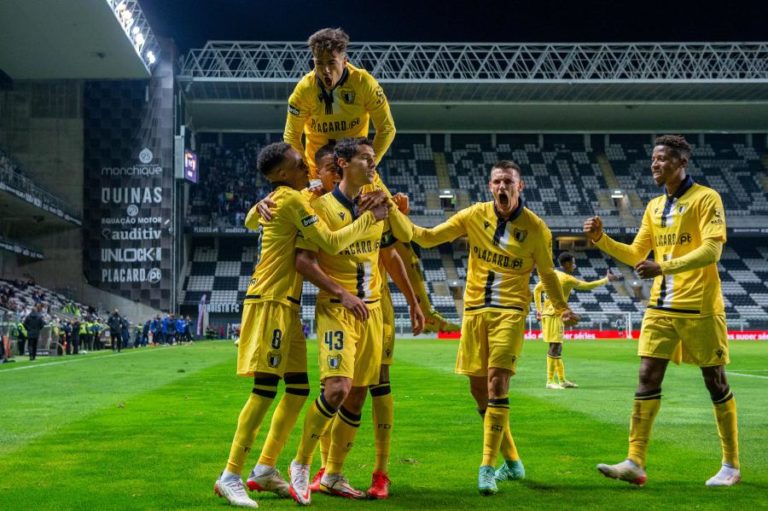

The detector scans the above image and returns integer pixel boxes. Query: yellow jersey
[534,271,609,316]
[245,184,376,309]
[284,63,396,177]
[595,177,726,316]
[411,200,568,313]
[297,186,397,303]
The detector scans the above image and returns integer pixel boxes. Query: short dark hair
[308,28,349,56]
[334,137,372,178]
[558,252,575,266]
[491,160,522,176]
[654,134,692,160]
[257,142,291,176]
[314,142,337,166]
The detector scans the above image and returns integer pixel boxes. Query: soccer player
[213,142,389,509]
[287,137,422,504]
[281,26,457,334]
[403,160,578,495]
[533,253,619,389]
[584,135,740,487]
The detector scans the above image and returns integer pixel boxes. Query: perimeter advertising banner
[83,57,174,310]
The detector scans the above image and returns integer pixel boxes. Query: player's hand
[606,269,621,282]
[561,308,580,327]
[256,193,277,222]
[308,179,324,195]
[635,260,662,279]
[392,193,410,215]
[409,303,425,335]
[583,216,603,242]
[536,311,542,321]
[367,202,389,222]
[339,291,369,321]
[358,191,387,212]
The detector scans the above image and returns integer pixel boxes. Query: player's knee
[342,386,368,413]
[322,378,351,408]
[701,366,729,397]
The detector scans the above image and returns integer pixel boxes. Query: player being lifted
[401,160,578,495]
[280,26,458,334]
[533,252,619,389]
[584,135,740,487]
[287,138,422,505]
[213,142,389,509]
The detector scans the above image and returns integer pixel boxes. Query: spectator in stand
[23,303,46,361]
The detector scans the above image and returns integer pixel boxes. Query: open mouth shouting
[498,191,510,208]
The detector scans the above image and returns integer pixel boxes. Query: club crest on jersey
[327,354,342,370]
[676,203,688,214]
[513,228,528,242]
[267,351,282,368]
[340,89,356,104]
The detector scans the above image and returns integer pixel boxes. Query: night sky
[140,0,767,53]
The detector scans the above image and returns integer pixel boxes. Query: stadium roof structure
[178,42,768,132]
[0,0,159,80]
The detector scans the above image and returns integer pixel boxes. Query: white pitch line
[0,347,172,373]
[728,371,768,380]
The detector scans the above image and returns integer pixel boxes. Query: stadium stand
[183,133,768,328]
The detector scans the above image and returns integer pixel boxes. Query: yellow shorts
[237,301,307,377]
[638,310,729,367]
[456,308,526,377]
[381,285,395,366]
[541,315,564,344]
[316,301,383,386]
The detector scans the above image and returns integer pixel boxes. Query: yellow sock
[257,373,310,467]
[319,419,332,467]
[326,406,362,474]
[482,396,509,467]
[546,356,556,383]
[479,407,519,462]
[296,393,337,465]
[712,391,739,469]
[371,383,394,473]
[500,422,520,461]
[226,376,279,474]
[317,382,331,467]
[556,358,566,382]
[394,241,434,314]
[627,389,662,468]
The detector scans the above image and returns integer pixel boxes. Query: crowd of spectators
[0,278,199,362]
[186,137,274,229]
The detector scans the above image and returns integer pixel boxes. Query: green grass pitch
[1,339,766,510]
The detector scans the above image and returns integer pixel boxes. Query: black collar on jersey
[316,67,350,115]
[665,174,694,200]
[270,181,291,190]
[491,198,525,246]
[332,184,359,219]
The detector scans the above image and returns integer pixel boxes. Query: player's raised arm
[410,206,470,248]
[283,87,309,160]
[584,211,653,267]
[363,73,396,164]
